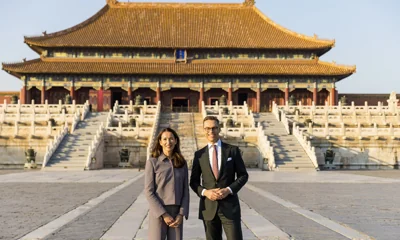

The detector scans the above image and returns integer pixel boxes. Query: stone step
[43,166,86,171]
[51,154,87,159]
[48,160,86,165]
[275,158,312,163]
[46,162,86,168]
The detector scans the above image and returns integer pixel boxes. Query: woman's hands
[169,214,183,228]
[162,213,175,226]
[162,213,183,228]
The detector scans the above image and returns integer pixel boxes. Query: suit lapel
[200,146,216,181]
[218,142,229,181]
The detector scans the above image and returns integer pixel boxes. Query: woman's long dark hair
[151,128,186,168]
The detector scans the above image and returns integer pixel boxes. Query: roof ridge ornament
[243,0,255,6]
[106,0,117,6]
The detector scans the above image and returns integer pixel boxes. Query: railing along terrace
[201,101,207,119]
[106,123,153,138]
[292,113,400,126]
[106,110,113,127]
[204,100,249,116]
[85,123,105,170]
[147,101,161,160]
[112,110,156,125]
[42,122,69,168]
[257,125,275,170]
[220,123,258,139]
[204,102,255,127]
[279,111,291,134]
[1,112,75,124]
[114,100,156,115]
[0,99,85,114]
[203,101,257,137]
[277,100,400,116]
[0,120,64,137]
[292,122,319,169]
[303,122,400,139]
[105,101,160,145]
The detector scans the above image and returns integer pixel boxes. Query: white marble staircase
[43,112,108,171]
[258,113,315,171]
[157,113,198,168]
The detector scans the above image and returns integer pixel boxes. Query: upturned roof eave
[21,2,335,51]
[21,41,335,52]
[1,58,356,77]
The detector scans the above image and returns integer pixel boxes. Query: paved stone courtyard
[0,169,399,240]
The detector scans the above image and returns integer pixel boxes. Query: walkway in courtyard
[0,169,399,240]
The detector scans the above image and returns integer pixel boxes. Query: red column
[228,87,232,104]
[70,86,76,101]
[127,87,132,102]
[256,88,261,113]
[199,87,204,112]
[97,87,104,112]
[330,87,336,106]
[285,88,289,103]
[20,86,26,104]
[26,88,31,104]
[313,88,318,105]
[41,86,46,104]
[156,87,161,103]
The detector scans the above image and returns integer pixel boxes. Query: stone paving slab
[1,170,398,239]
[239,187,348,240]
[0,182,118,240]
[250,182,400,240]
[20,173,144,240]
[44,178,144,240]
[247,170,400,183]
[0,169,34,175]
[126,190,287,240]
[100,191,149,240]
[336,170,400,179]
[0,169,141,183]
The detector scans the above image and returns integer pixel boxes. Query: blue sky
[0,0,399,94]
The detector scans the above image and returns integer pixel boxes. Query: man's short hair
[203,116,219,125]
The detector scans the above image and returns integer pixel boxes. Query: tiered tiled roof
[24,1,334,50]
[2,58,356,79]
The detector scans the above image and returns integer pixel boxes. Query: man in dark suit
[190,116,249,240]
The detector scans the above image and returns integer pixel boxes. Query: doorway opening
[172,98,189,112]
[112,92,122,108]
[210,98,218,105]
[238,93,248,105]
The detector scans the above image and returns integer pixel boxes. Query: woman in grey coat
[144,128,189,240]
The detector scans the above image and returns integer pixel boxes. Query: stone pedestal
[24,162,38,169]
[118,162,132,168]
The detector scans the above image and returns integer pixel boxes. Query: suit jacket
[144,154,190,219]
[190,141,248,221]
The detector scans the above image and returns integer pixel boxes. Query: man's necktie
[212,144,219,179]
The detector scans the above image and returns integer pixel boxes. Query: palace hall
[2,0,356,112]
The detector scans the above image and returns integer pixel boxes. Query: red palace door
[103,90,111,112]
[89,90,98,112]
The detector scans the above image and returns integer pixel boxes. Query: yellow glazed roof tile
[2,58,355,77]
[24,2,334,49]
